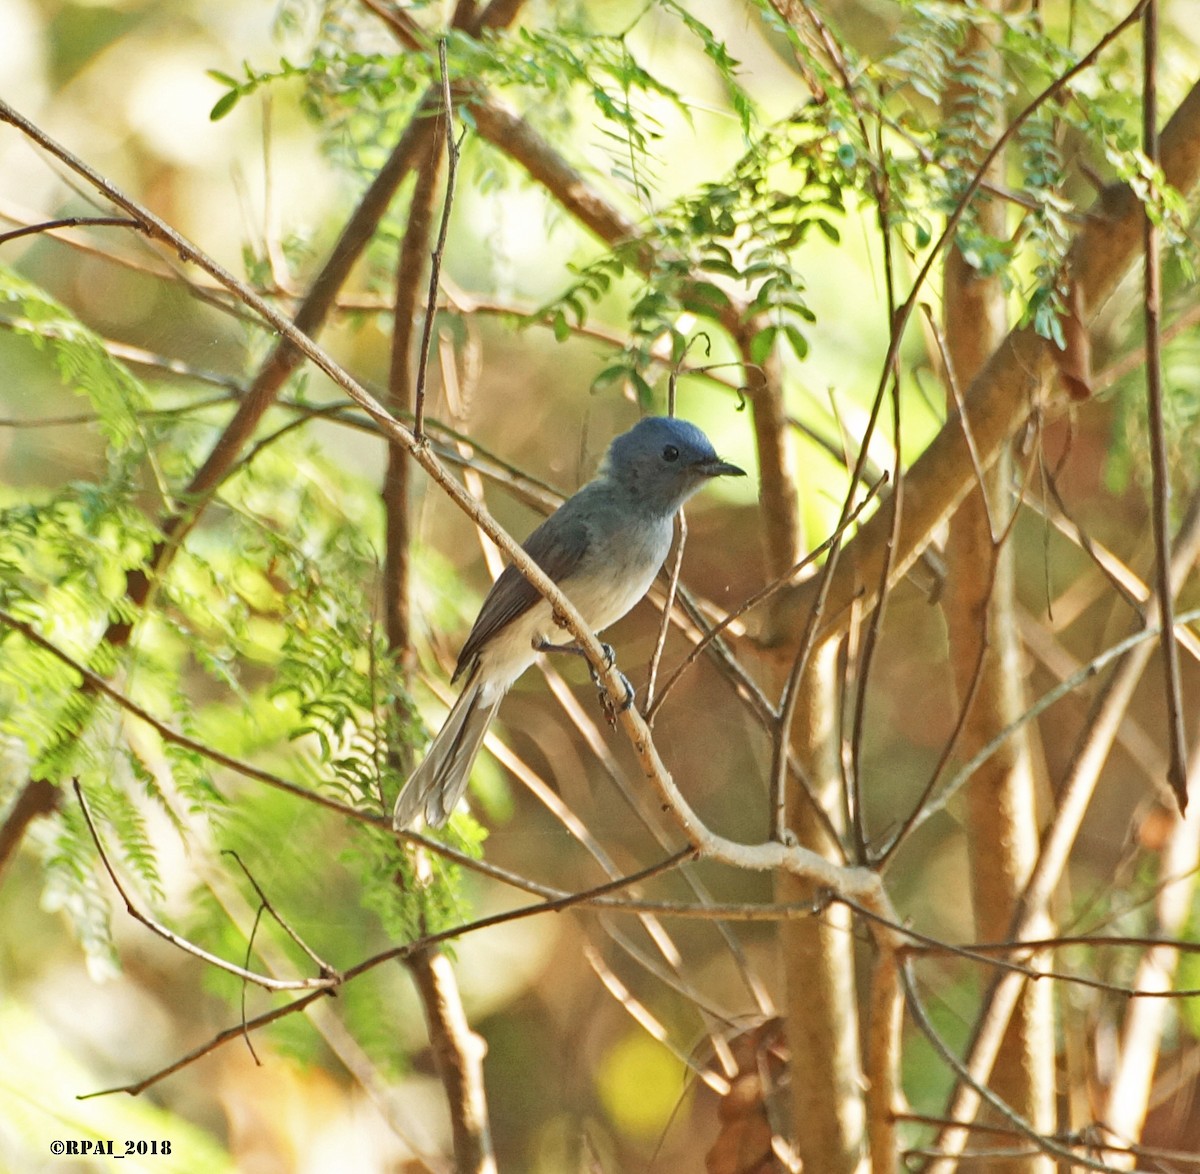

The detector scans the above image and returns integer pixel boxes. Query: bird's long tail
[393,674,503,829]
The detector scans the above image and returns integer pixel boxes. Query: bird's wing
[452,497,592,681]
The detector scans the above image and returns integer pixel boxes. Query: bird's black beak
[696,456,746,478]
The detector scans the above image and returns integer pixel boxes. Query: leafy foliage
[0,272,452,989]
[543,110,849,399]
[0,265,153,462]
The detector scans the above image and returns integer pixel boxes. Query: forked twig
[79,849,693,1099]
[73,780,340,994]
[223,850,339,976]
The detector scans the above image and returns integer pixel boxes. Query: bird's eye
[662,444,680,462]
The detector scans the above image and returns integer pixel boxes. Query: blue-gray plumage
[393,416,745,829]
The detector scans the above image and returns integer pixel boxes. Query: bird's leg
[589,648,636,724]
[534,639,635,723]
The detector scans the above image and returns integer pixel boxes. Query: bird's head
[602,416,745,514]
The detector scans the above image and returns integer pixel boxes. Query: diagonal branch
[467,94,644,253]
[105,99,438,644]
[104,0,530,649]
[80,849,693,1099]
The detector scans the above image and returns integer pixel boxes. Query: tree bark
[940,8,1056,1169]
[776,638,866,1173]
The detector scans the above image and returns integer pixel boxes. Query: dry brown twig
[1138,0,1189,814]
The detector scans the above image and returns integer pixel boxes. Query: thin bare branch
[1139,0,1189,813]
[413,38,461,441]
[74,781,340,993]
[643,512,686,718]
[537,661,775,1018]
[645,474,887,724]
[0,102,904,941]
[0,215,140,246]
[223,850,339,977]
[585,943,731,1095]
[1100,744,1200,1153]
[878,604,1200,858]
[902,965,1123,1172]
[80,849,693,1099]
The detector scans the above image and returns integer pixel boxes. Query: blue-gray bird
[393,416,745,829]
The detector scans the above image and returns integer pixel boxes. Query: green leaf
[682,280,732,314]
[749,325,778,366]
[698,257,740,278]
[783,324,809,360]
[209,90,241,121]
[630,369,655,407]
[591,363,629,393]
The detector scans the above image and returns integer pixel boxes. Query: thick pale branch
[776,638,868,1173]
[940,5,1056,1165]
[1100,757,1200,1156]
[867,940,903,1174]
[406,948,495,1173]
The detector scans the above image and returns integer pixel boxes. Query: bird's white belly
[474,522,670,694]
